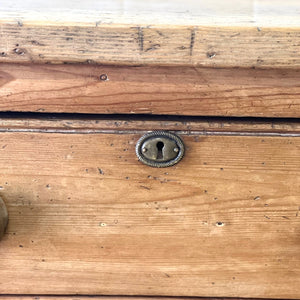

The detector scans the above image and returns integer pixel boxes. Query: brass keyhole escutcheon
[136,131,185,168]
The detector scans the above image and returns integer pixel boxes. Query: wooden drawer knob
[0,197,8,240]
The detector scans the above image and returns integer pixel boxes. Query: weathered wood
[0,197,8,240]
[0,297,273,300]
[0,117,300,135]
[0,0,299,68]
[0,295,272,300]
[0,23,299,68]
[0,64,299,117]
[0,120,299,298]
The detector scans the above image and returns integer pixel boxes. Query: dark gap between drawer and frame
[0,112,299,137]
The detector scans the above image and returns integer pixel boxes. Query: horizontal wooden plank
[0,1,299,67]
[0,297,267,300]
[0,64,299,117]
[0,297,274,300]
[0,22,299,68]
[0,117,300,135]
[0,121,299,298]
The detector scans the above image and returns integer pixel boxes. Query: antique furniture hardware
[136,131,185,168]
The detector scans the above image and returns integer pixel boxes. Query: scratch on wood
[230,32,241,38]
[138,27,144,52]
[140,185,151,190]
[145,44,160,52]
[31,40,45,46]
[190,28,196,56]
[207,52,216,59]
[98,167,104,175]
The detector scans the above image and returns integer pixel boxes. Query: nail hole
[216,222,224,227]
[207,52,216,59]
[99,74,108,81]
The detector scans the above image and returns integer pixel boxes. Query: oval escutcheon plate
[136,131,185,168]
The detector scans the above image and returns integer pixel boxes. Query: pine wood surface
[0,297,271,300]
[0,297,277,300]
[0,117,300,135]
[0,64,299,117]
[0,1,299,68]
[0,24,299,68]
[0,119,299,298]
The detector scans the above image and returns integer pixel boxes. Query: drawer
[0,117,299,298]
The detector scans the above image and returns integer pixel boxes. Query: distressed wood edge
[0,21,299,68]
[2,19,300,29]
[0,297,290,300]
[1,0,300,28]
[0,117,299,135]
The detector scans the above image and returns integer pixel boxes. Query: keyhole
[156,141,164,159]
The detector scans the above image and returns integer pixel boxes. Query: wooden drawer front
[0,119,299,298]
[0,63,299,118]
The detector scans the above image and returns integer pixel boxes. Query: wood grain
[0,64,299,117]
[0,22,299,68]
[0,197,8,240]
[0,295,264,300]
[0,121,299,298]
[1,1,299,67]
[0,117,300,135]
[0,298,273,300]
